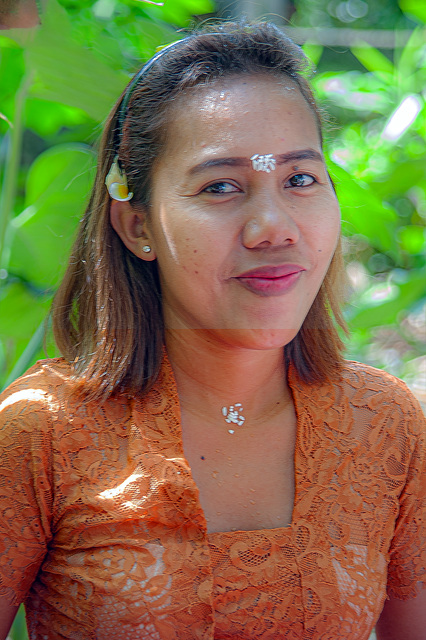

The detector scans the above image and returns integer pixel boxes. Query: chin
[212,327,300,351]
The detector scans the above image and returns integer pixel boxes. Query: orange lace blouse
[0,356,424,639]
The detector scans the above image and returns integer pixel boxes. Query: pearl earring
[142,245,151,253]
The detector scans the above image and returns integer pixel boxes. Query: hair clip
[105,156,133,201]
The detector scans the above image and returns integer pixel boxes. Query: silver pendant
[222,403,245,433]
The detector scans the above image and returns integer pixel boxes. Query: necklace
[221,403,245,434]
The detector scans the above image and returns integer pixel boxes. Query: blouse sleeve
[386,389,426,600]
[0,368,54,606]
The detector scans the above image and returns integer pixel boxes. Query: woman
[0,21,424,640]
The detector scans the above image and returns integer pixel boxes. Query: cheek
[314,201,341,249]
[151,212,192,265]
[307,211,341,274]
[155,225,209,280]
[155,212,229,276]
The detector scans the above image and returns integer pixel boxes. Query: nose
[241,193,300,249]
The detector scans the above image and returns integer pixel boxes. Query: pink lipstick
[235,264,305,296]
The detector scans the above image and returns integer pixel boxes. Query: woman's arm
[376,588,426,640]
[0,371,55,633]
[0,601,19,640]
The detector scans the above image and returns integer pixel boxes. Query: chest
[180,407,297,533]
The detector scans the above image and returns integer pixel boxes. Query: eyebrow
[188,148,323,175]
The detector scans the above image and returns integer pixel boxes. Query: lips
[235,264,305,296]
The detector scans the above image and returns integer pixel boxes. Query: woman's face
[145,74,341,351]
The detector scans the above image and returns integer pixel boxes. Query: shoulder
[340,360,424,416]
[291,359,425,444]
[341,360,418,396]
[0,358,101,437]
[337,361,425,448]
[0,359,134,478]
[293,359,423,415]
[0,358,73,414]
[0,359,75,451]
[0,355,129,409]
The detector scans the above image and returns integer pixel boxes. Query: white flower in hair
[105,156,134,201]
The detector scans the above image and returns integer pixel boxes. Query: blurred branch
[2,320,45,390]
[282,27,416,48]
[0,72,32,269]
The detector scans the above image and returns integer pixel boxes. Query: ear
[109,200,156,261]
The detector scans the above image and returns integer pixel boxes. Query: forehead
[162,74,320,156]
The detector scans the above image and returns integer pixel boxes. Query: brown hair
[52,20,347,401]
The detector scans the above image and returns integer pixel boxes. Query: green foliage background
[0,0,425,636]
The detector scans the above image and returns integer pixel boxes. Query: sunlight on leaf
[8,144,96,288]
[399,0,426,24]
[135,0,164,5]
[382,94,423,141]
[0,112,13,128]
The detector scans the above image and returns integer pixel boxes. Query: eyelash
[202,173,317,195]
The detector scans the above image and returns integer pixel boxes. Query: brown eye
[285,174,315,188]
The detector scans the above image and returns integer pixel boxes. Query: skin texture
[375,589,426,640]
[147,76,340,349]
[113,74,341,350]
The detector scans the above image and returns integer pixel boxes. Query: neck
[165,329,291,427]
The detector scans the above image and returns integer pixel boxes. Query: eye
[285,174,316,188]
[202,181,240,194]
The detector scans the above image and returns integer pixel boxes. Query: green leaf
[9,605,29,640]
[302,43,323,68]
[0,35,23,49]
[348,270,426,330]
[373,160,426,200]
[328,162,398,254]
[25,0,129,121]
[315,71,393,115]
[122,16,177,61]
[24,98,91,137]
[398,225,426,254]
[351,42,395,76]
[0,282,51,341]
[399,0,426,24]
[396,27,426,95]
[23,142,95,204]
[0,45,25,129]
[149,0,215,27]
[7,144,96,288]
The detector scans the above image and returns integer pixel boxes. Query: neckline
[207,524,295,539]
[145,350,311,536]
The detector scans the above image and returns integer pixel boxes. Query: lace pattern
[0,356,424,639]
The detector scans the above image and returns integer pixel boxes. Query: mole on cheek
[193,249,198,253]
